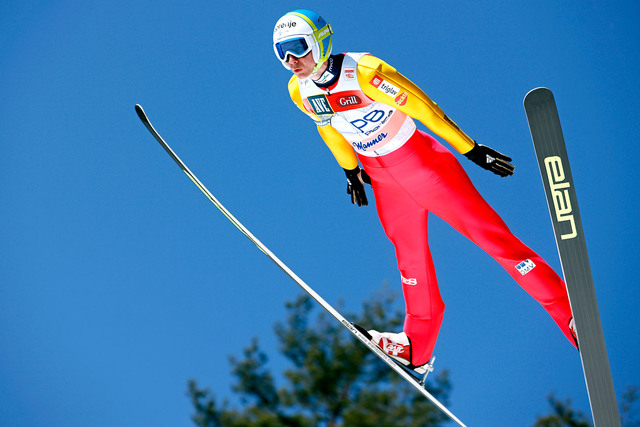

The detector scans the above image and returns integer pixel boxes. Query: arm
[317,125,370,206]
[288,75,370,205]
[356,55,476,154]
[356,55,514,176]
[316,124,359,170]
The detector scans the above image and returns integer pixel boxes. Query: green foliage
[621,386,640,427]
[187,285,639,426]
[187,286,452,427]
[532,385,640,427]
[532,393,591,427]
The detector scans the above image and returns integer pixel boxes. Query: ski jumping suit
[287,52,576,366]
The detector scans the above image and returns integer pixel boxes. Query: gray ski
[135,104,467,427]
[524,87,619,427]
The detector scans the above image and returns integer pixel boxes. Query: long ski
[524,88,619,427]
[134,104,467,427]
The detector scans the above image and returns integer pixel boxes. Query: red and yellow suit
[288,52,576,365]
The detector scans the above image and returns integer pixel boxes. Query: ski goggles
[274,36,313,62]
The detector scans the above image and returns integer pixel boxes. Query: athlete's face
[287,52,326,79]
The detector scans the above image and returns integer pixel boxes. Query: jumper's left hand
[464,142,515,177]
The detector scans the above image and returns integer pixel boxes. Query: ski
[524,88,620,427]
[134,104,467,427]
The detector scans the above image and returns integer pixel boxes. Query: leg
[410,134,576,347]
[366,166,445,366]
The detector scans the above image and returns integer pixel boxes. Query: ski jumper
[287,52,577,365]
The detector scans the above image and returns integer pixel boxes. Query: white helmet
[273,9,332,74]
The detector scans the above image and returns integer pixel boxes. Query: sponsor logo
[352,133,388,151]
[515,259,536,275]
[394,92,408,106]
[274,21,296,33]
[316,26,331,40]
[314,70,335,85]
[379,81,399,97]
[337,95,362,107]
[384,342,406,356]
[401,275,417,286]
[544,156,577,240]
[443,114,462,132]
[345,68,356,79]
[350,109,386,131]
[299,78,312,88]
[369,75,400,97]
[307,94,334,116]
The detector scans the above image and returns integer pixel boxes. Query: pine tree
[187,286,452,427]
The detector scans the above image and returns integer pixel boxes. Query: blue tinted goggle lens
[276,38,310,61]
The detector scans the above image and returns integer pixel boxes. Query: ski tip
[134,104,148,122]
[525,87,551,96]
[524,87,554,106]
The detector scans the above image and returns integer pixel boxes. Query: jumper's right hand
[344,166,371,206]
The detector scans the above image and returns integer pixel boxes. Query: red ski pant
[358,130,575,365]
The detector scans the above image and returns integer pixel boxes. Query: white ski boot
[569,317,579,349]
[368,330,433,375]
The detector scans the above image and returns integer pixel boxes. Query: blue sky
[2,1,639,426]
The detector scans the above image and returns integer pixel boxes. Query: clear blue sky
[2,1,638,426]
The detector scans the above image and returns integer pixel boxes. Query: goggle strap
[314,24,332,42]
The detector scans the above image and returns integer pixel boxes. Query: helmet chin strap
[311,58,327,77]
[311,25,332,76]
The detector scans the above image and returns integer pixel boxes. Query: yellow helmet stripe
[288,11,318,30]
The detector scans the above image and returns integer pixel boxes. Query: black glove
[344,166,371,206]
[464,142,515,177]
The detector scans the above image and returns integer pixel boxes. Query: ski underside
[524,88,620,427]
